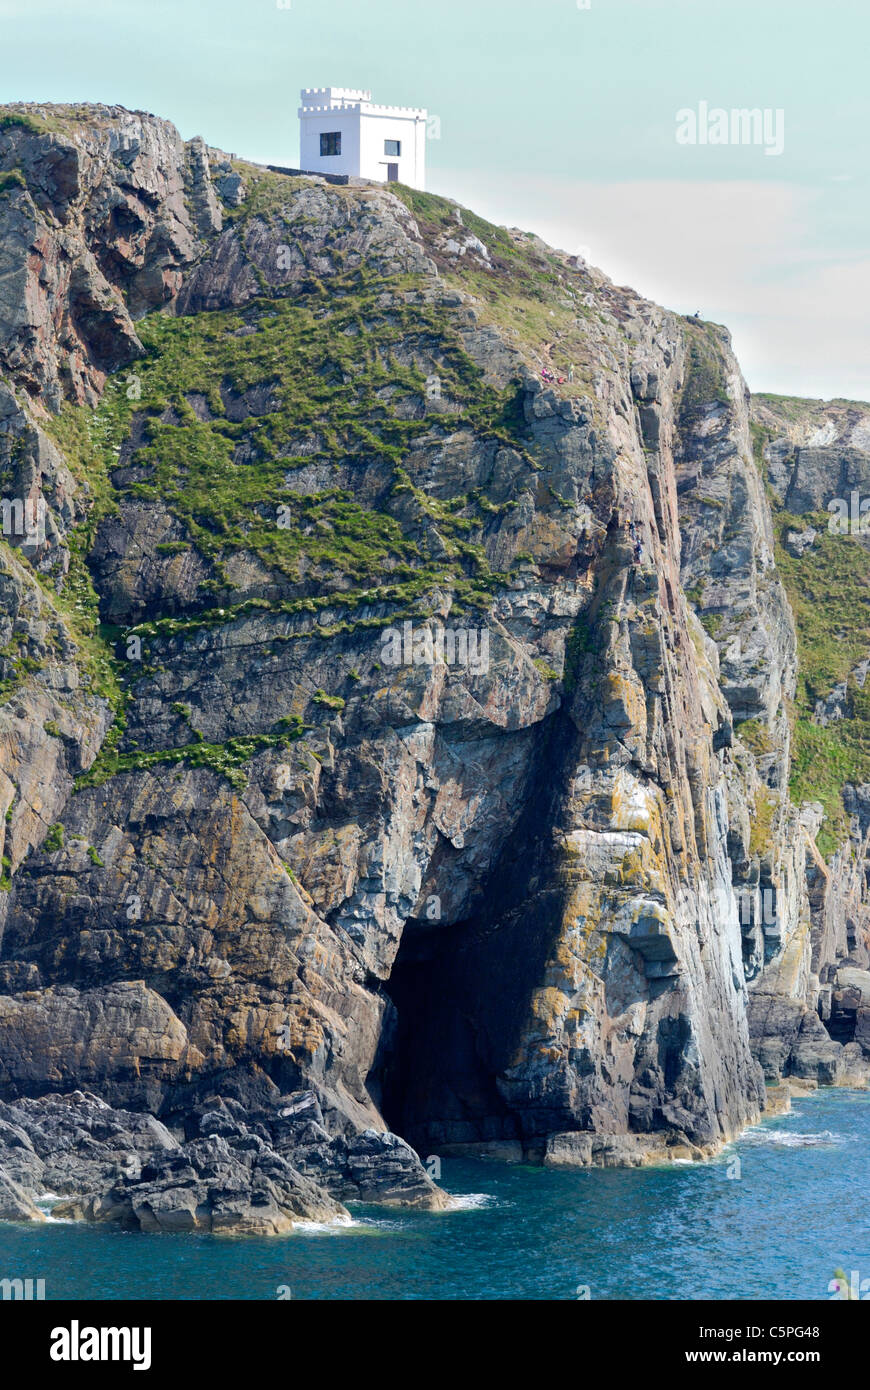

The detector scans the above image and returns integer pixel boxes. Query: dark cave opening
[370,877,572,1154]
[372,915,519,1153]
[825,1002,857,1044]
[370,709,583,1154]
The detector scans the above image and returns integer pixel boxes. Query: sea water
[0,1089,866,1300]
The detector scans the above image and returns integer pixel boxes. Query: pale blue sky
[2,0,867,399]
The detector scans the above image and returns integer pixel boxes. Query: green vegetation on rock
[76,727,308,794]
[771,508,870,853]
[678,320,730,425]
[56,270,529,612]
[43,823,64,853]
[0,169,26,194]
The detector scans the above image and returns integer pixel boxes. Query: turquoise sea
[0,1089,867,1300]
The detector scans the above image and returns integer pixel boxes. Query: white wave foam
[445,1192,498,1211]
[742,1128,844,1148]
[293,1213,359,1235]
[34,1192,76,1222]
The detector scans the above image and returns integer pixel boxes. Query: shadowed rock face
[0,102,867,1228]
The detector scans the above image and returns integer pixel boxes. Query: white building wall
[298,88,427,189]
[358,110,425,187]
[299,109,361,179]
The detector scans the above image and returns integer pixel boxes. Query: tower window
[320,132,341,156]
[384,139,401,156]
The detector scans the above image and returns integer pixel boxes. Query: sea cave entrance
[371,914,517,1153]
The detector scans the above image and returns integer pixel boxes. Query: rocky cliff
[0,102,867,1233]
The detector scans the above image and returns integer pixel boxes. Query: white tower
[298,88,427,190]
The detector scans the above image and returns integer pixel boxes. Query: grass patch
[735,717,773,758]
[0,112,43,133]
[749,790,777,859]
[76,727,308,794]
[0,169,26,193]
[769,507,870,852]
[774,514,870,707]
[43,823,64,853]
[54,271,531,612]
[678,320,730,426]
[699,611,722,638]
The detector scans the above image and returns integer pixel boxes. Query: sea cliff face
[0,103,867,1232]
